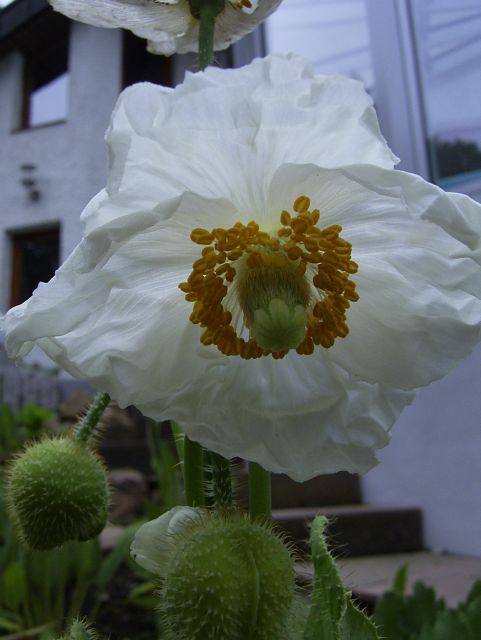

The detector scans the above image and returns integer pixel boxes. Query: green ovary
[236,262,310,352]
[252,299,307,351]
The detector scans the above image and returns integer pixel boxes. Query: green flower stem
[210,451,233,508]
[198,2,217,70]
[74,392,110,443]
[248,462,272,521]
[189,0,224,70]
[184,435,206,507]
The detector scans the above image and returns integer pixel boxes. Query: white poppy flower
[48,0,282,56]
[3,55,481,482]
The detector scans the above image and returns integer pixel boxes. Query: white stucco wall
[362,343,481,557]
[0,22,122,313]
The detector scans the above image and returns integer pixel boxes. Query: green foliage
[303,516,380,640]
[0,402,53,455]
[0,484,138,638]
[144,420,183,518]
[373,566,481,640]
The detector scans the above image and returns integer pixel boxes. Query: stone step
[235,471,361,509]
[296,551,481,607]
[273,504,423,557]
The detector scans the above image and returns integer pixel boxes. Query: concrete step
[296,551,481,607]
[235,471,361,509]
[273,504,423,557]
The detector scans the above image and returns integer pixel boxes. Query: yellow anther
[291,218,308,235]
[181,195,359,359]
[191,228,214,245]
[293,195,311,214]
[287,246,303,261]
[303,237,319,252]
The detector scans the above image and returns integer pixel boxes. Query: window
[10,228,60,307]
[21,20,70,128]
[264,0,374,91]
[410,1,481,191]
[122,31,173,88]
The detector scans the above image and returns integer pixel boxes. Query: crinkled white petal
[268,163,481,389]
[83,55,395,236]
[130,506,201,575]
[49,0,281,56]
[3,56,481,481]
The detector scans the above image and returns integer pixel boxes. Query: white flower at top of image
[48,0,282,55]
[3,54,481,482]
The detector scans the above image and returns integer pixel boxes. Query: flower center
[179,196,359,360]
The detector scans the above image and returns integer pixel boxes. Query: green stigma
[236,261,310,352]
[252,299,307,351]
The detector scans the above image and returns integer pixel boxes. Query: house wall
[0,22,122,312]
[362,344,481,557]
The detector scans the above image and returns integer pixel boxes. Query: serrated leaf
[340,598,380,639]
[303,516,347,640]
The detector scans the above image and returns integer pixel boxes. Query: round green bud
[5,437,109,549]
[159,512,296,640]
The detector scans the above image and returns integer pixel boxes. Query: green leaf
[392,564,408,594]
[94,522,139,594]
[341,599,380,640]
[0,611,22,632]
[373,591,406,639]
[303,516,346,640]
[2,562,27,612]
[462,595,481,632]
[418,609,473,640]
[466,579,481,604]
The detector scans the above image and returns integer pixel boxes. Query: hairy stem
[74,392,110,444]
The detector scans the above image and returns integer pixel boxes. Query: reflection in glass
[410,1,481,188]
[265,0,373,91]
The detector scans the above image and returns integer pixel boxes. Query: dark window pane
[21,19,70,127]
[10,229,60,307]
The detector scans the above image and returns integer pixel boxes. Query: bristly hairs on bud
[5,435,110,549]
[57,618,101,640]
[74,392,111,445]
[156,510,300,640]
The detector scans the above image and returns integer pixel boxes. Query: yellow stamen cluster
[179,196,359,360]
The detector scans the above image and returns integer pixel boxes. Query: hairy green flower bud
[159,512,296,640]
[5,437,109,549]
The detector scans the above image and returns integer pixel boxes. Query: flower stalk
[189,0,225,69]
[74,392,110,443]
[183,435,206,507]
[210,450,233,508]
[248,462,272,521]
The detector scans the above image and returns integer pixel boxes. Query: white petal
[83,56,395,236]
[49,0,280,56]
[130,506,201,575]
[268,162,481,389]
[139,354,415,481]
